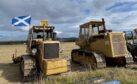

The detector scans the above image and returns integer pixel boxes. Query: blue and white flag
[12,16,31,26]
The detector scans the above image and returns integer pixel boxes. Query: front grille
[112,33,127,56]
[44,43,59,59]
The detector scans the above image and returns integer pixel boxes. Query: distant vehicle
[124,29,137,62]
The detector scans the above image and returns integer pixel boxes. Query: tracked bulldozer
[13,20,69,81]
[71,18,133,69]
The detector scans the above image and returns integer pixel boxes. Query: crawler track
[71,49,106,69]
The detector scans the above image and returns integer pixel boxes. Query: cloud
[0,0,137,40]
[106,1,137,12]
[55,30,62,34]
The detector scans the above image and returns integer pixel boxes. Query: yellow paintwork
[89,32,128,58]
[43,40,60,44]
[32,38,53,42]
[73,54,92,65]
[37,41,68,76]
[90,36,112,56]
[43,59,68,75]
[40,20,48,26]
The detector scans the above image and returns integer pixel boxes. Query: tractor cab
[76,18,112,47]
[27,21,57,54]
[124,30,137,61]
[79,18,111,38]
[124,31,136,45]
[30,26,56,41]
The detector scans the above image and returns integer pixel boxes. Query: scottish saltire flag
[12,16,31,26]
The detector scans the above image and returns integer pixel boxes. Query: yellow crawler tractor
[71,18,133,69]
[13,21,69,81]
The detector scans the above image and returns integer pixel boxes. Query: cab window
[32,32,43,39]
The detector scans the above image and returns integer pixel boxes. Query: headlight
[105,33,107,36]
[32,48,37,55]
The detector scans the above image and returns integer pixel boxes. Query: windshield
[32,31,54,39]
[32,32,43,39]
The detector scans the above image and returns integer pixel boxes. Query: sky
[0,0,137,41]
